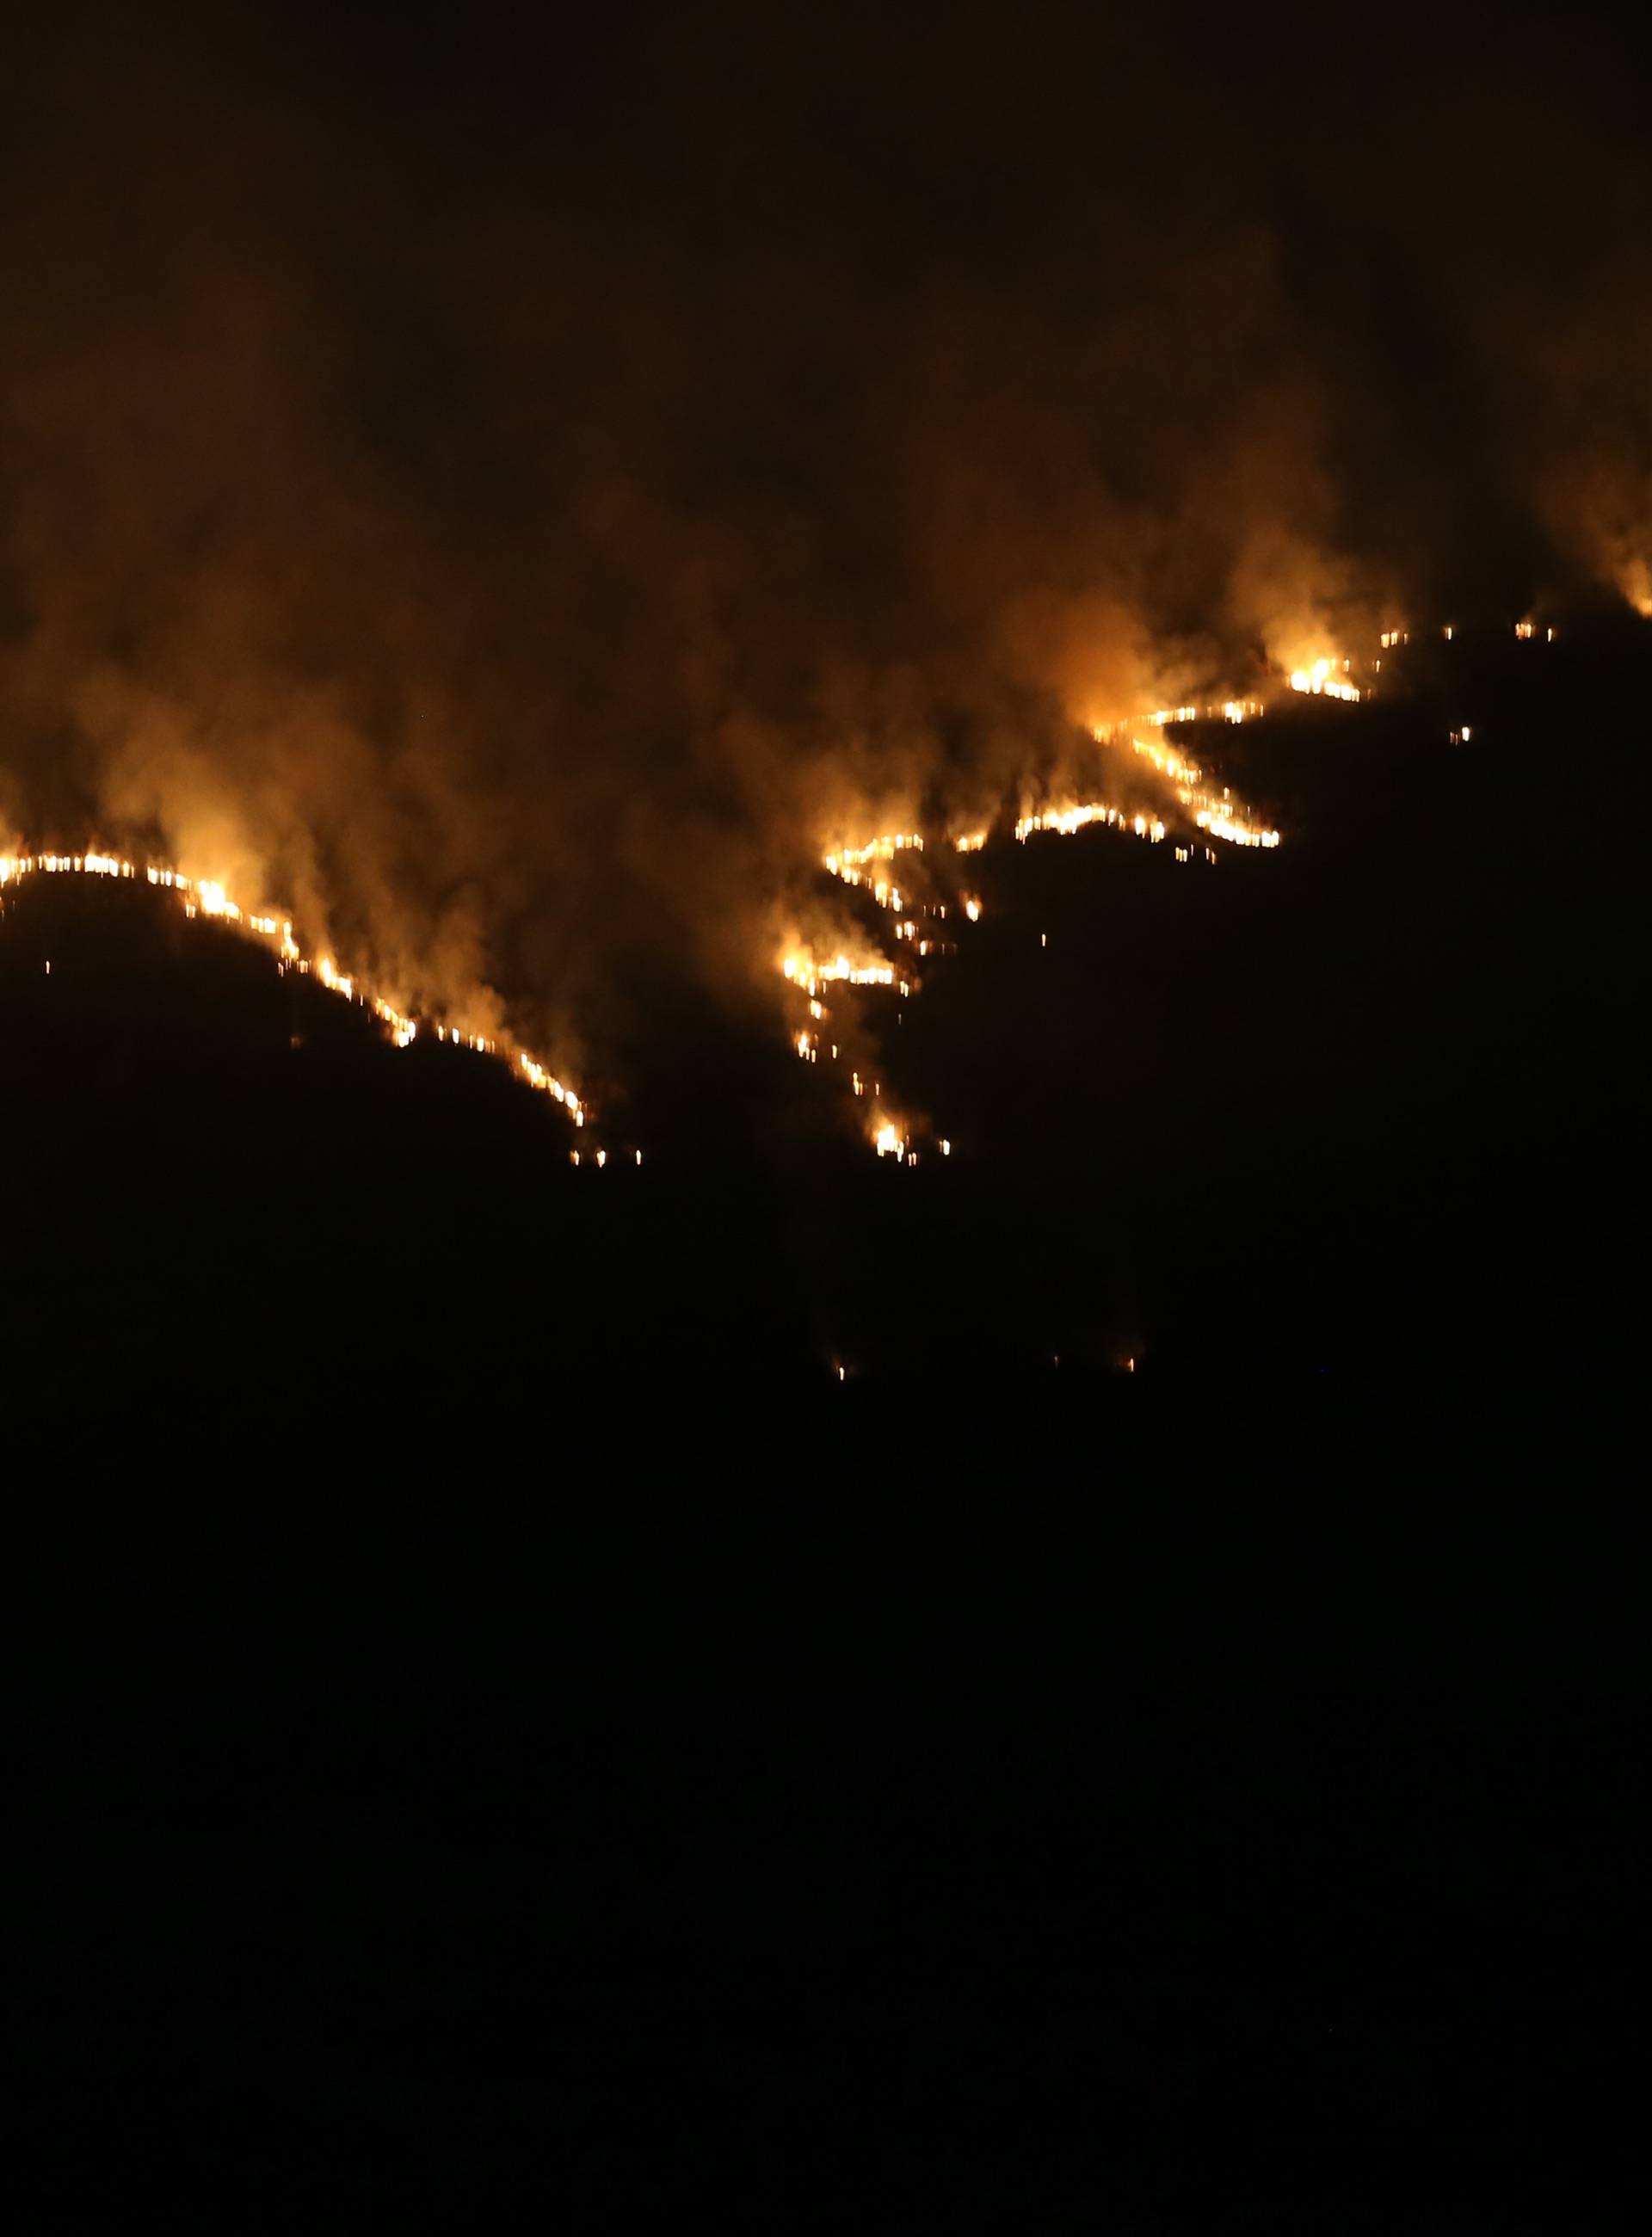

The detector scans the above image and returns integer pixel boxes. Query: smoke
[4,3,1652,1100]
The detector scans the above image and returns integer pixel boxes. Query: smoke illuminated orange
[1,847,589,1136]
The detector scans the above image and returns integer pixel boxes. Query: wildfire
[790,670,1299,1149]
[6,607,1577,1191]
[781,949,897,997]
[806,605,1577,1149]
[1,845,591,1142]
[822,831,925,902]
[1288,657,1360,702]
[872,1112,926,1167]
[823,831,924,872]
[1014,801,1170,845]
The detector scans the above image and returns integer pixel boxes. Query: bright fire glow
[1014,800,1162,843]
[781,949,897,997]
[1,846,593,1145]
[792,669,1298,1149]
[1288,657,1360,701]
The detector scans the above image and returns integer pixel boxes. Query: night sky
[5,3,1649,2225]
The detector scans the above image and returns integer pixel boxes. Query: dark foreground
[5,625,1649,2224]
[8,1368,1643,2228]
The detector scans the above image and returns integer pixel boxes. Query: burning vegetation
[1,6,1647,1186]
[1,847,589,1138]
[3,610,1569,1168]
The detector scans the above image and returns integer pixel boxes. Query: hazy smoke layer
[4,3,1650,1088]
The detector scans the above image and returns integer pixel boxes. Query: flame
[1012,797,1175,847]
[781,948,897,998]
[780,609,1549,1155]
[821,832,924,900]
[822,830,924,875]
[1288,657,1359,702]
[790,669,1296,1149]
[1,844,590,1143]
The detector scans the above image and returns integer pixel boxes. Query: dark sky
[3,0,1650,1085]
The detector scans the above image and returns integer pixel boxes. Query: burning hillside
[6,6,1652,1131]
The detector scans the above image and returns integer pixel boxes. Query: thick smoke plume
[5,3,1652,1102]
